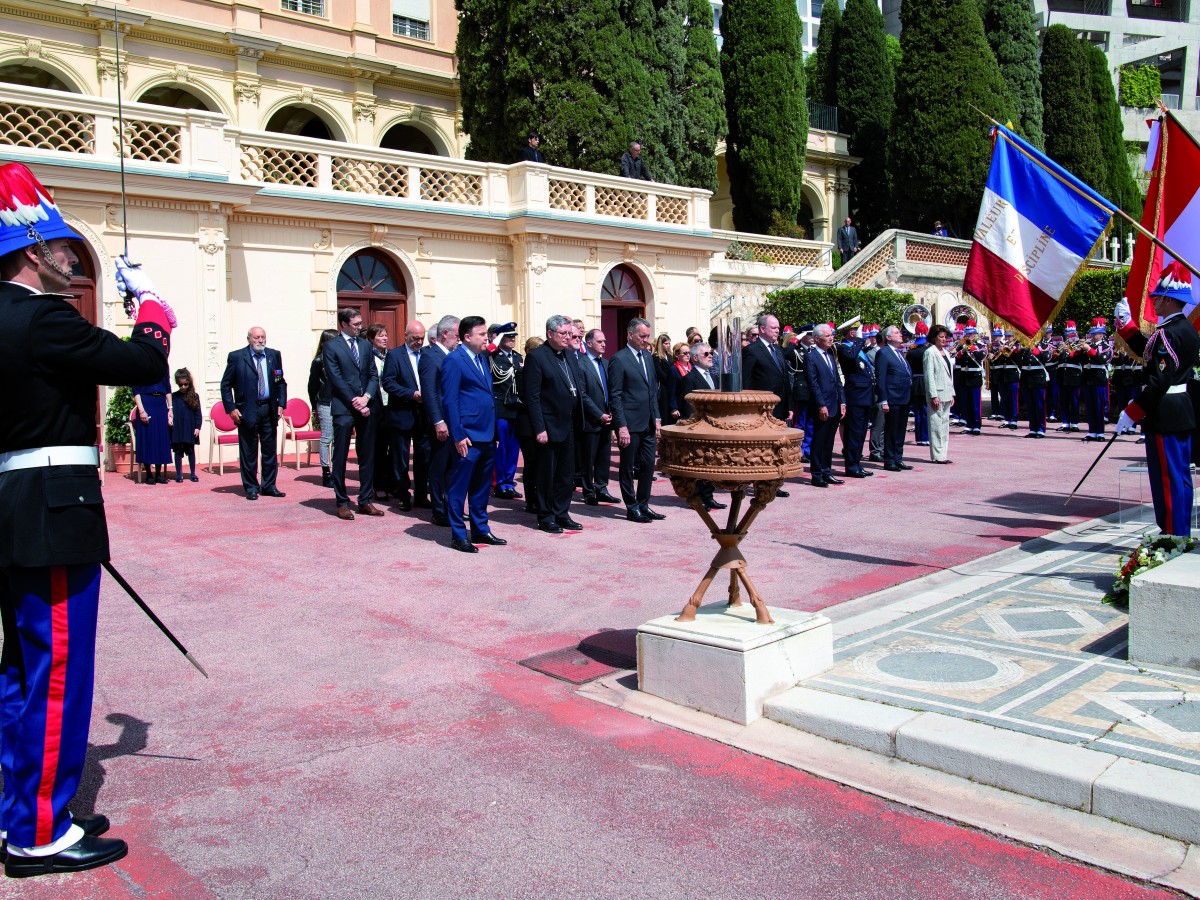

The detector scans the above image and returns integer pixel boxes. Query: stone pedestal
[637,601,833,724]
[1129,551,1200,671]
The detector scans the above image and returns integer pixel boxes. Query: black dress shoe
[868,453,884,463]
[845,470,869,478]
[825,476,845,485]
[450,537,479,553]
[584,496,600,506]
[884,464,902,472]
[432,513,451,527]
[6,835,128,878]
[898,463,913,470]
[800,455,811,464]
[471,532,507,546]
[626,509,652,523]
[811,478,828,488]
[189,475,199,482]
[596,492,620,504]
[705,499,727,510]
[510,489,523,499]
[2,812,112,862]
[538,521,564,534]
[641,507,666,520]
[260,488,286,498]
[245,491,259,500]
[775,488,790,498]
[556,517,583,531]
[399,493,413,511]
[413,497,432,508]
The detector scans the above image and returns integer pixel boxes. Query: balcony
[806,100,839,133]
[0,83,713,234]
[1047,0,1113,15]
[1126,0,1190,21]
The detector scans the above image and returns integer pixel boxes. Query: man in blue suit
[804,324,846,487]
[220,326,287,500]
[875,325,913,471]
[440,316,504,552]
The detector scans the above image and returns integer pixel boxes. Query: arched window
[137,85,215,112]
[265,106,334,141]
[0,63,73,92]
[380,123,439,156]
[336,249,408,343]
[599,264,646,357]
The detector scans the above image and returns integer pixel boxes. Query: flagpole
[971,107,1200,282]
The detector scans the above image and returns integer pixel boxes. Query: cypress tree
[984,0,1044,149]
[679,0,727,191]
[836,0,895,235]
[1041,26,1106,192]
[455,0,510,162]
[813,0,842,108]
[890,0,1013,233]
[721,0,808,234]
[1085,42,1141,217]
[503,0,653,175]
[627,0,687,185]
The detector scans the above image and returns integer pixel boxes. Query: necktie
[593,357,607,400]
[255,353,267,399]
[770,343,784,370]
[638,350,648,383]
[702,369,714,389]
[349,337,360,366]
[410,349,421,391]
[476,353,487,380]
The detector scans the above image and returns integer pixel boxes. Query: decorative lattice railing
[549,179,586,212]
[725,240,823,268]
[595,185,648,220]
[905,240,970,266]
[332,157,409,198]
[0,102,94,154]
[419,167,482,205]
[117,120,182,164]
[240,145,318,187]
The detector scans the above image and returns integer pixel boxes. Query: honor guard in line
[1042,325,1060,422]
[487,322,523,500]
[835,318,876,478]
[988,330,1020,429]
[953,322,985,434]
[785,325,814,463]
[0,162,175,877]
[864,325,887,463]
[986,326,1004,420]
[908,322,931,446]
[1115,263,1200,535]
[1111,346,1141,425]
[1082,317,1112,442]
[949,323,966,424]
[1016,340,1050,438]
[1054,321,1084,431]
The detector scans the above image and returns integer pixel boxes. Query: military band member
[0,162,174,876]
[987,326,1005,420]
[953,322,986,434]
[1017,342,1049,438]
[1042,326,1060,422]
[1115,263,1200,535]
[1081,318,1112,442]
[1055,321,1083,431]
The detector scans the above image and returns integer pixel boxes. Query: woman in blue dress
[132,373,173,483]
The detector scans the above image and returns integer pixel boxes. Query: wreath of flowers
[1103,534,1199,606]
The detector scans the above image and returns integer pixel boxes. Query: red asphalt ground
[5,424,1179,898]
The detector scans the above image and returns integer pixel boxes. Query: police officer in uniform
[487,322,523,500]
[1115,263,1200,535]
[0,162,173,877]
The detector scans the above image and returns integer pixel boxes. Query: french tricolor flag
[963,125,1116,342]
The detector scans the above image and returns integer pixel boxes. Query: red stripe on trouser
[1155,434,1174,532]
[35,566,70,846]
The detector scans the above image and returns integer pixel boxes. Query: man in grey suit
[323,307,382,520]
[608,317,662,523]
[419,315,459,526]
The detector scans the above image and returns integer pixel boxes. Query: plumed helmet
[0,162,82,258]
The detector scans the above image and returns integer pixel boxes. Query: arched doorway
[380,122,439,156]
[599,264,646,357]
[265,105,335,141]
[336,249,408,342]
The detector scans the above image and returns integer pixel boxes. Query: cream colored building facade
[0,0,851,442]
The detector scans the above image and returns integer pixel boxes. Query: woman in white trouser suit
[924,324,956,464]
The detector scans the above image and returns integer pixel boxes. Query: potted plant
[1103,534,1199,606]
[104,385,136,472]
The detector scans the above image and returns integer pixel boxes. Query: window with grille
[282,0,325,15]
[392,16,430,39]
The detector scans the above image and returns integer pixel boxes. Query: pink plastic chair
[208,402,239,475]
[280,398,322,470]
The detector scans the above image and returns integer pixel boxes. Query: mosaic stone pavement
[808,521,1200,776]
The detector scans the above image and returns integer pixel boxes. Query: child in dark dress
[170,368,203,482]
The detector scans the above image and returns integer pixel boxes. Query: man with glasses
[678,343,727,511]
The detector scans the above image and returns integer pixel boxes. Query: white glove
[1116,410,1137,435]
[115,255,177,328]
[1115,298,1131,329]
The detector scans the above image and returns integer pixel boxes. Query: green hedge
[763,287,915,330]
[1053,268,1127,332]
[1118,65,1161,109]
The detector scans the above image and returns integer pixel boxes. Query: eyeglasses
[700,352,713,358]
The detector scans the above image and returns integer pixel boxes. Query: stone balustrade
[0,83,712,233]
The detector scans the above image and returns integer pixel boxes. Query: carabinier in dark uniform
[487,322,523,500]
[835,319,876,477]
[1042,327,1060,422]
[993,332,1022,429]
[986,326,1004,419]
[953,324,986,434]
[1115,262,1200,535]
[1055,321,1083,431]
[785,327,814,462]
[1081,317,1112,441]
[0,162,172,877]
[1016,343,1049,438]
[908,322,930,445]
